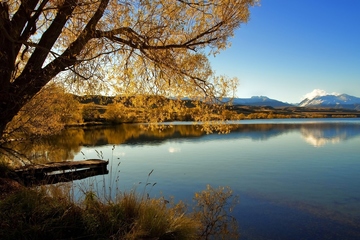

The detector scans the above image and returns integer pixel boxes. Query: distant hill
[223,96,294,108]
[72,94,360,111]
[299,94,360,110]
[73,95,294,108]
[73,95,115,105]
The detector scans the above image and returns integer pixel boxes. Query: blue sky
[209,0,360,103]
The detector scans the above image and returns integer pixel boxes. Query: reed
[0,149,240,239]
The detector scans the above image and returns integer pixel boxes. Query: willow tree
[0,0,257,140]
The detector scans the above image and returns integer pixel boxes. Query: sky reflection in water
[64,119,360,239]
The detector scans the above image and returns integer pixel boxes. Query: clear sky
[209,0,360,103]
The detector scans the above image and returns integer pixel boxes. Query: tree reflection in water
[2,120,360,167]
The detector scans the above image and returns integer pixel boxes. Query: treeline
[4,86,359,140]
[79,95,360,124]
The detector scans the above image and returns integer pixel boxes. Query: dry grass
[0,182,239,240]
[0,159,239,239]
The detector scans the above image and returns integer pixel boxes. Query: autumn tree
[5,83,82,138]
[0,0,257,141]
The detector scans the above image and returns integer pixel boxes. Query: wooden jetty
[14,159,109,186]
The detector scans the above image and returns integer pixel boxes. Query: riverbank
[0,179,238,239]
[68,106,360,128]
[74,95,360,126]
[0,161,239,239]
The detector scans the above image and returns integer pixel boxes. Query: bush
[193,185,240,240]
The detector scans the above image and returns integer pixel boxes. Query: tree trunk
[0,95,21,141]
[0,70,50,141]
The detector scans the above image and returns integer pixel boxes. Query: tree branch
[96,24,221,51]
[9,0,40,40]
[20,0,50,41]
[20,0,78,74]
[44,0,110,75]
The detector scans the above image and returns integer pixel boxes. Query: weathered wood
[15,159,108,174]
[14,159,109,186]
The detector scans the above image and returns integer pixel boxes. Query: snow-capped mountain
[223,96,293,107]
[299,94,360,110]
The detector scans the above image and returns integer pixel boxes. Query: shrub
[193,185,240,240]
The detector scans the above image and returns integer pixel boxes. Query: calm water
[20,118,360,239]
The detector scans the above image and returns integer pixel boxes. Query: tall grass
[0,148,240,239]
[0,187,200,239]
[0,183,240,239]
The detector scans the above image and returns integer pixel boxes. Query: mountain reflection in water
[300,123,360,147]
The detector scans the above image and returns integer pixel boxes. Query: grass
[0,149,240,239]
[0,179,239,239]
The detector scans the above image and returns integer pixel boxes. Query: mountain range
[299,94,360,109]
[75,93,360,110]
[223,96,293,107]
[227,94,360,110]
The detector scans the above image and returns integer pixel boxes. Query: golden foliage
[5,84,82,138]
[1,0,258,140]
[4,0,257,97]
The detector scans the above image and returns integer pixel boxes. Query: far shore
[67,106,360,128]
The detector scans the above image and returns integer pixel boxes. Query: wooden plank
[14,159,109,186]
[21,168,109,186]
[15,159,108,174]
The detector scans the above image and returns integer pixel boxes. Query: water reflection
[3,119,360,165]
[2,119,360,239]
[300,123,360,147]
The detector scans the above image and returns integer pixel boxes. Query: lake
[15,118,360,239]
